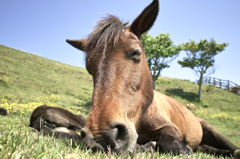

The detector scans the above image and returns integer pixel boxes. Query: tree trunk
[198,73,203,100]
[152,76,156,90]
[152,61,157,90]
[198,83,202,100]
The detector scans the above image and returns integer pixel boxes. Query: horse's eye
[130,50,141,59]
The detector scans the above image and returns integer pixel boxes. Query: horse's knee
[156,125,190,155]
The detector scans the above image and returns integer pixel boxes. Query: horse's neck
[151,90,171,121]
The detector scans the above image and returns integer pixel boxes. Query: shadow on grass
[0,79,8,87]
[74,101,92,115]
[165,88,198,102]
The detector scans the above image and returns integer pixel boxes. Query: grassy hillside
[0,44,239,158]
[0,44,93,117]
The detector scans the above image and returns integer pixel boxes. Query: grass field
[0,44,239,158]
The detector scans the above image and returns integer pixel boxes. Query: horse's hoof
[150,141,156,149]
[186,146,193,154]
[234,149,240,159]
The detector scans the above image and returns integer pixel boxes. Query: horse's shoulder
[153,90,182,110]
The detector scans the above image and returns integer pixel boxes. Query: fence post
[213,78,215,86]
[219,79,222,88]
[209,77,211,84]
[227,80,229,90]
[219,79,221,89]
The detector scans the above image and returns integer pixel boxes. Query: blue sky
[1,0,240,84]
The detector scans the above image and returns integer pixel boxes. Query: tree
[178,39,228,100]
[141,32,182,89]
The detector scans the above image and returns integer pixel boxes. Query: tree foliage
[178,39,228,99]
[141,32,182,89]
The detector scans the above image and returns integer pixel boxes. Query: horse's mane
[84,14,127,54]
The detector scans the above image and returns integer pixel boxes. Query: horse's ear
[130,0,159,39]
[66,39,87,52]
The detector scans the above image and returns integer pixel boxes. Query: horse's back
[154,90,202,150]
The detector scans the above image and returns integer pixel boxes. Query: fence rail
[203,77,240,91]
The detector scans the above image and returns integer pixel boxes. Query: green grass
[0,44,239,158]
[0,44,92,116]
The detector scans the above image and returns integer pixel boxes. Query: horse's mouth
[80,122,138,155]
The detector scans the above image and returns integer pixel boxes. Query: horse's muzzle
[81,122,130,154]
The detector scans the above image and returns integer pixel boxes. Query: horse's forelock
[84,14,125,55]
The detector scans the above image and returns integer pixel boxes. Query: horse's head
[66,0,159,153]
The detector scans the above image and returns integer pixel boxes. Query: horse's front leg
[42,122,82,141]
[156,125,192,155]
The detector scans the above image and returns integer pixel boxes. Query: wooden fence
[202,77,240,91]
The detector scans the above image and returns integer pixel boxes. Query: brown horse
[29,105,155,152]
[0,108,7,116]
[66,0,240,157]
[29,105,86,140]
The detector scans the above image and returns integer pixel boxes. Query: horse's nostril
[106,127,118,148]
[108,123,129,152]
[114,124,129,142]
[80,123,129,153]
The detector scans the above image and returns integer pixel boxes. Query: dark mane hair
[84,14,126,54]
